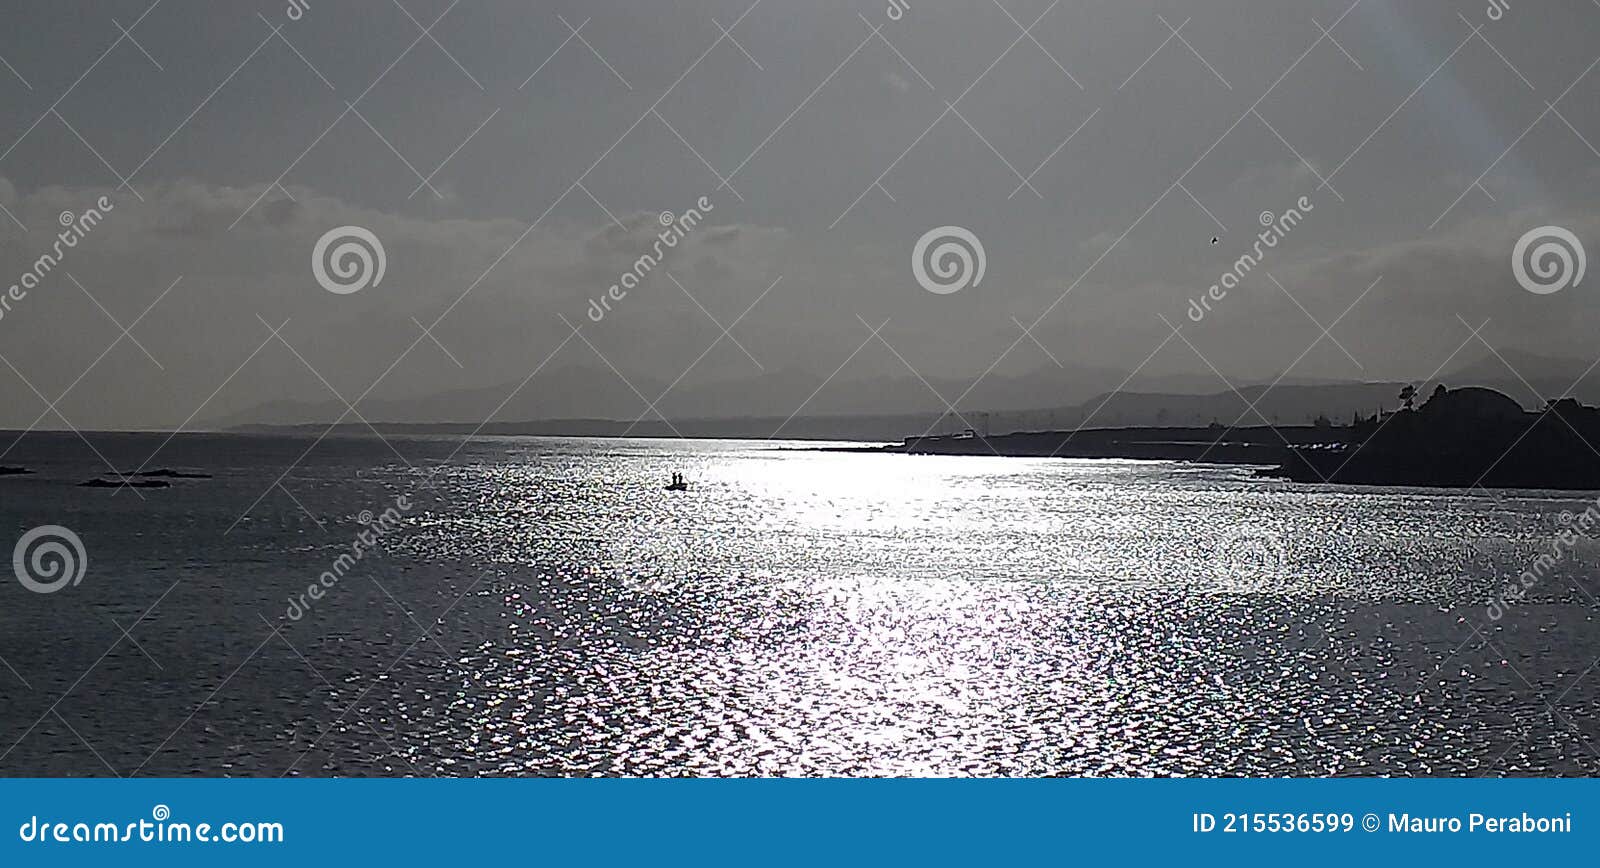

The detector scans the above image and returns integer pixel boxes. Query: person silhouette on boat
[666,472,688,491]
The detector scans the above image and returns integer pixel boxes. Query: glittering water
[1,433,1598,777]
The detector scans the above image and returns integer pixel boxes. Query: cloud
[0,172,1594,429]
[0,178,793,428]
[1289,210,1599,313]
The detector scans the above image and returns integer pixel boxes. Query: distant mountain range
[1436,348,1599,406]
[215,349,1600,442]
[207,363,1287,430]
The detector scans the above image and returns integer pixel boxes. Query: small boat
[664,472,689,492]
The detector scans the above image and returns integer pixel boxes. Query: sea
[1,431,1597,777]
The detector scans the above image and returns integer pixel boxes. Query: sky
[2,0,1600,429]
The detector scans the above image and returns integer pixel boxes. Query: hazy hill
[204,365,1257,430]
[203,347,1600,441]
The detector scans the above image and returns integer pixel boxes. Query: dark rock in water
[0,466,32,476]
[1277,386,1600,490]
[133,468,212,479]
[78,478,171,489]
[891,385,1600,492]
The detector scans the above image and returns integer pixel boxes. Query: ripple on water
[4,439,1598,776]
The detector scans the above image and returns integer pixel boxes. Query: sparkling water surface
[1,433,1597,777]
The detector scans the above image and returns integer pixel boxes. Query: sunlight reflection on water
[2,436,1597,776]
[366,441,1600,776]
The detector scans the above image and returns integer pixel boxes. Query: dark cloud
[0,0,1596,427]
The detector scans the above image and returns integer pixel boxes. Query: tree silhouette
[1399,384,1418,411]
[1429,383,1447,408]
